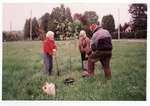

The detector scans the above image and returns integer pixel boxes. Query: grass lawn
[2,39,146,100]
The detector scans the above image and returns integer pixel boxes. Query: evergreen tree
[129,4,147,31]
[101,14,115,33]
[24,19,30,39]
[39,13,50,33]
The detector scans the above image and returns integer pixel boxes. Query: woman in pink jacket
[79,30,91,72]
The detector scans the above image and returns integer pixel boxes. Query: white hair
[79,30,86,37]
[46,31,54,38]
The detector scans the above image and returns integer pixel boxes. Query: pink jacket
[79,37,91,54]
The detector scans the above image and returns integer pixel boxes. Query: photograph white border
[0,0,149,106]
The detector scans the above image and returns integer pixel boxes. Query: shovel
[54,51,60,76]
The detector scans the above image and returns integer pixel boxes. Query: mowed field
[2,39,146,100]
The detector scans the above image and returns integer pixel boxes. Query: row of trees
[3,4,147,41]
[4,3,146,41]
[24,4,116,40]
[113,4,147,39]
[118,4,147,32]
[3,31,24,41]
[24,4,75,40]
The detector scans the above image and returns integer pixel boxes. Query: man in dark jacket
[81,23,112,80]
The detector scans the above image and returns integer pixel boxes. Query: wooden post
[30,10,32,40]
[10,21,12,31]
[118,8,120,39]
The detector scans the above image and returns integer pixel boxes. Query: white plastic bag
[42,82,56,96]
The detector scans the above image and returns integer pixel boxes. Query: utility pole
[30,10,32,40]
[118,8,120,39]
[10,21,12,31]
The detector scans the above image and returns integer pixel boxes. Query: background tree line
[3,3,147,41]
[113,3,147,39]
[24,4,115,40]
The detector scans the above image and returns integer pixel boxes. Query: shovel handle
[54,53,60,76]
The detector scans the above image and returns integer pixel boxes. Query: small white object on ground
[42,82,56,96]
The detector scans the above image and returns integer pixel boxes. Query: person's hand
[53,49,56,52]
[87,51,92,56]
[85,54,88,58]
[53,49,57,55]
[81,47,85,53]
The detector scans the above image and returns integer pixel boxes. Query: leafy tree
[72,20,83,37]
[129,4,147,31]
[48,4,73,40]
[73,13,82,21]
[83,11,99,25]
[24,17,39,40]
[32,17,40,40]
[73,11,98,37]
[24,19,30,39]
[119,24,123,32]
[65,7,73,22]
[39,13,50,33]
[122,23,129,32]
[74,11,98,26]
[101,14,115,33]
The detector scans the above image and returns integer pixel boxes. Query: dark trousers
[44,53,53,75]
[88,50,112,79]
[81,52,88,70]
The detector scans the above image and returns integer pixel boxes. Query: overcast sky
[3,3,131,31]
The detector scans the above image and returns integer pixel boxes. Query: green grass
[2,39,146,100]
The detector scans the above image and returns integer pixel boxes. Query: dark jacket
[91,27,112,51]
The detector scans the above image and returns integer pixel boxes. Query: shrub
[111,30,147,39]
[135,30,147,38]
[3,31,24,41]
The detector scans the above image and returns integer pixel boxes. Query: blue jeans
[43,53,53,75]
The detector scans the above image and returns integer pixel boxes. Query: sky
[3,3,131,31]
